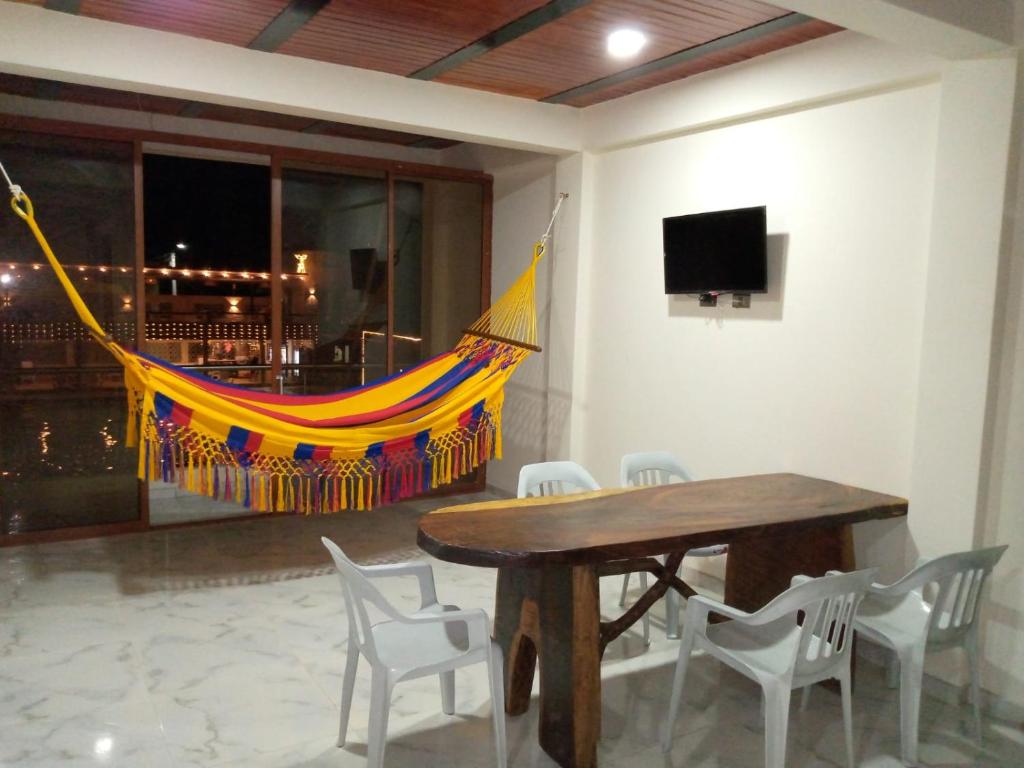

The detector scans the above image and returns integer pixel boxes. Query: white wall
[974,53,1024,714]
[579,84,937,571]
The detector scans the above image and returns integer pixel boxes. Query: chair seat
[854,592,930,649]
[705,617,801,677]
[372,604,472,670]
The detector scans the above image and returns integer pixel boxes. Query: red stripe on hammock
[135,350,453,406]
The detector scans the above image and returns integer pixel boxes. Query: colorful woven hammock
[5,166,562,514]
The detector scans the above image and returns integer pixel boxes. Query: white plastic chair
[517,461,654,644]
[851,545,1008,765]
[619,451,728,639]
[663,568,877,768]
[321,537,507,768]
[517,460,600,500]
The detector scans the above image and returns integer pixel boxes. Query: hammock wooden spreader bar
[4,158,565,514]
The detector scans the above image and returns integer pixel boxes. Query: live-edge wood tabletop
[417,472,908,568]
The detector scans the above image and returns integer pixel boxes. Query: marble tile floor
[1,491,1022,767]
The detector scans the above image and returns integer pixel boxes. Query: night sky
[143,155,270,272]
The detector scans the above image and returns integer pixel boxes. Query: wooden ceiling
[4,1,842,145]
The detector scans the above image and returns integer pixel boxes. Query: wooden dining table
[417,472,908,768]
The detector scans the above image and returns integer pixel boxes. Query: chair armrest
[401,606,492,649]
[790,574,814,587]
[866,560,932,597]
[686,594,754,625]
[359,561,438,610]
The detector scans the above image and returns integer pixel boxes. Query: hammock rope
[4,158,565,513]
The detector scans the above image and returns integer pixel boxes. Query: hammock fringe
[133,385,503,514]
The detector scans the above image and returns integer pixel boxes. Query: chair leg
[366,668,394,768]
[440,670,455,715]
[966,633,983,743]
[897,645,926,766]
[662,631,694,751]
[762,681,792,768]
[337,640,360,747]
[666,588,680,639]
[887,651,900,689]
[800,684,811,712]
[639,571,651,645]
[618,573,631,607]
[839,669,855,768]
[488,647,508,768]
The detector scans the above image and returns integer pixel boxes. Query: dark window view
[143,154,271,525]
[143,155,271,384]
[0,131,138,536]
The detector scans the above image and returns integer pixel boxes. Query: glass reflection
[0,130,138,535]
[282,166,387,393]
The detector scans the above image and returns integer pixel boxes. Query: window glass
[141,154,272,525]
[393,178,483,371]
[0,130,138,535]
[282,165,387,393]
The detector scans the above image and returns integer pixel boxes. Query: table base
[494,565,602,768]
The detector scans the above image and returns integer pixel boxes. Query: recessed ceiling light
[607,29,646,59]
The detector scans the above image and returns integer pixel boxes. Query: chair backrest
[887,545,1008,645]
[517,460,600,498]
[321,537,404,665]
[793,569,876,679]
[754,569,876,680]
[620,451,692,487]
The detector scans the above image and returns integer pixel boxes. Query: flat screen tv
[663,205,767,294]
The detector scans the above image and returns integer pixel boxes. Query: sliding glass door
[393,177,484,371]
[141,153,272,525]
[0,121,491,542]
[281,164,388,393]
[0,130,140,537]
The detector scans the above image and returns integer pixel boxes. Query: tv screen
[663,205,767,294]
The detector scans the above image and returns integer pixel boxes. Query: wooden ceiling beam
[409,0,592,81]
[249,0,332,53]
[44,0,81,12]
[543,13,815,104]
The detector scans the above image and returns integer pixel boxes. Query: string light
[0,262,303,282]
[0,320,319,344]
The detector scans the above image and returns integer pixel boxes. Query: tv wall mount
[698,293,751,308]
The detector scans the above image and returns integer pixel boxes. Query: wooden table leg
[494,567,540,716]
[493,565,602,768]
[724,524,856,611]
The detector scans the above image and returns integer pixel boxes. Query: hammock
[3,160,564,514]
